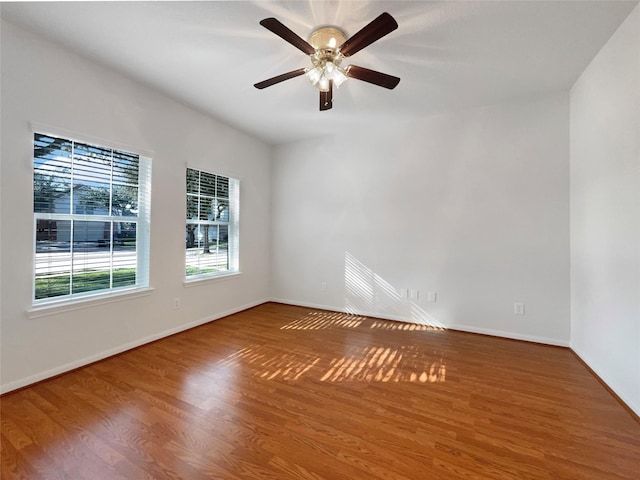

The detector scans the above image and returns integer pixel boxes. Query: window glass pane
[201,197,223,221]
[112,150,139,185]
[186,224,197,248]
[112,185,138,217]
[34,134,72,175]
[186,168,199,194]
[208,225,228,271]
[186,194,198,220]
[35,220,71,299]
[216,176,229,199]
[200,171,216,197]
[73,143,112,184]
[73,184,110,215]
[216,199,229,222]
[186,225,207,276]
[34,174,71,214]
[199,197,214,221]
[72,221,112,294]
[201,224,215,254]
[113,221,137,245]
[185,224,229,276]
[219,225,228,243]
[113,222,137,287]
[34,135,72,214]
[218,225,229,269]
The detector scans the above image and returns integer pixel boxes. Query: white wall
[0,21,272,392]
[570,4,640,416]
[271,93,570,345]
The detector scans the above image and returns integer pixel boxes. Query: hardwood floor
[2,302,639,479]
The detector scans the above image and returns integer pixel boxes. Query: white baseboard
[0,298,270,394]
[269,297,342,313]
[570,344,640,419]
[269,297,569,347]
[447,324,569,347]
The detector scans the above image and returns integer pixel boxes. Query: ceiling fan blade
[346,65,400,89]
[339,12,398,57]
[260,18,315,55]
[254,68,306,89]
[320,81,333,111]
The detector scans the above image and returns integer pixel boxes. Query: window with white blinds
[186,167,239,279]
[33,132,151,304]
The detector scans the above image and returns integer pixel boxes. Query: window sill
[27,287,155,319]
[183,271,242,287]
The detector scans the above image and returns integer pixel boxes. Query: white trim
[29,121,154,159]
[183,271,242,287]
[570,344,640,418]
[4,298,270,394]
[28,287,155,319]
[269,297,570,347]
[446,323,569,347]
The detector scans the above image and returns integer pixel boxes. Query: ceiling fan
[254,12,400,111]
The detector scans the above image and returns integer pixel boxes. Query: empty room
[1,1,639,478]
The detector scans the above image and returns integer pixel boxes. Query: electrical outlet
[400,288,408,299]
[321,282,327,292]
[427,291,437,303]
[410,289,419,300]
[174,297,181,309]
[514,303,525,315]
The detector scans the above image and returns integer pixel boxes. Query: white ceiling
[2,1,637,145]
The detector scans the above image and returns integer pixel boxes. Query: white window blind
[33,132,151,304]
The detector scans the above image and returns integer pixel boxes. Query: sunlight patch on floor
[320,344,446,383]
[219,344,446,384]
[280,310,365,330]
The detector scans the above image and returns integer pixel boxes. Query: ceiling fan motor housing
[308,26,347,67]
[308,26,347,52]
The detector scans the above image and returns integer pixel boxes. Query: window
[33,132,151,304]
[186,167,239,279]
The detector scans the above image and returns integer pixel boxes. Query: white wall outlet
[174,297,181,309]
[427,291,437,303]
[321,282,327,292]
[514,302,525,315]
[410,289,419,300]
[400,288,408,299]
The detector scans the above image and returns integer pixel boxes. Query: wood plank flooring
[2,302,639,479]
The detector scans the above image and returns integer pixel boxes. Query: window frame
[185,167,239,282]
[31,128,152,308]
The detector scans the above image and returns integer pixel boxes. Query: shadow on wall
[344,251,445,328]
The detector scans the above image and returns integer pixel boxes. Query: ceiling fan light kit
[307,26,348,93]
[254,12,400,111]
